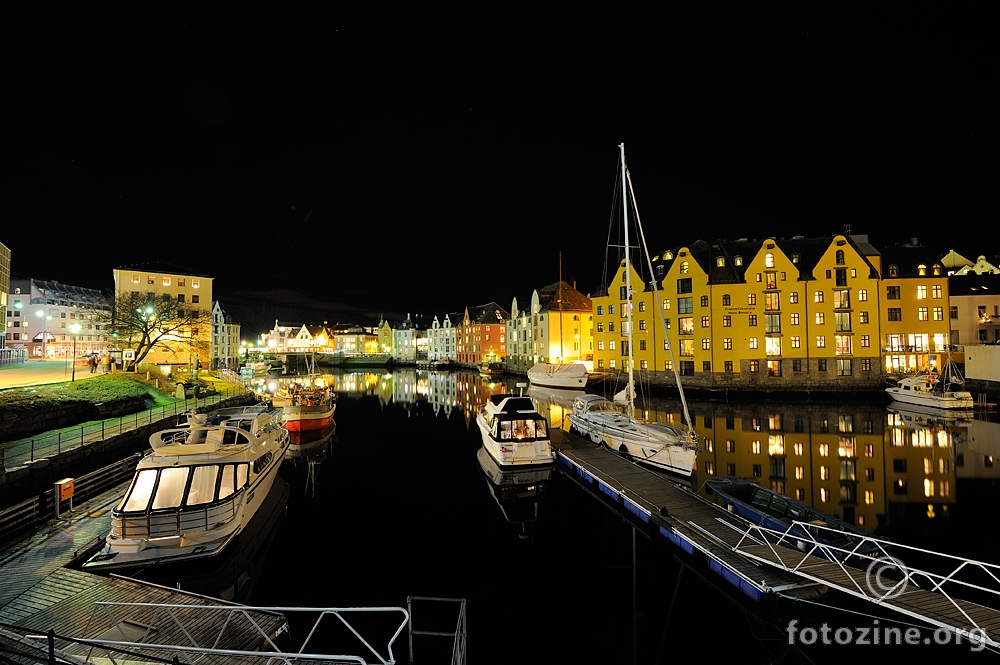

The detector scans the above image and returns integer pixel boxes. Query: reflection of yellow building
[692,403,889,534]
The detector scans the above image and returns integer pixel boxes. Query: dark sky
[4,6,993,337]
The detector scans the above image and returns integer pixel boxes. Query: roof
[536,281,592,313]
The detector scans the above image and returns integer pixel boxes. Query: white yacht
[476,384,556,468]
[84,404,290,572]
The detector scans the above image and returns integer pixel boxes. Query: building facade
[113,264,214,371]
[591,234,887,391]
[210,301,240,370]
[456,302,509,366]
[506,281,593,374]
[7,278,112,359]
[427,313,458,361]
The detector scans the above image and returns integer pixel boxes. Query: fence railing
[1,383,254,470]
[0,453,142,545]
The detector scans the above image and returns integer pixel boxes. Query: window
[749,360,759,372]
[814,291,824,303]
[192,295,200,304]
[700,295,709,307]
[815,312,825,325]
[147,275,155,285]
[792,358,802,371]
[723,315,731,327]
[609,305,615,314]
[789,292,799,304]
[918,307,929,321]
[790,313,799,325]
[192,279,200,288]
[749,314,757,326]
[818,359,827,371]
[816,336,826,348]
[887,308,902,321]
[597,306,603,315]
[933,307,944,321]
[747,293,757,306]
[861,335,870,347]
[749,337,758,349]
[886,285,900,300]
[917,285,927,299]
[702,338,710,350]
[724,338,733,350]
[791,336,800,348]
[858,289,867,301]
[724,360,733,371]
[678,297,693,314]
[677,278,692,293]
[932,284,942,298]
[722,294,731,306]
[859,311,869,324]
[162,277,171,286]
[701,316,710,328]
[765,292,780,311]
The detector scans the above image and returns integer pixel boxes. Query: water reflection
[253,368,1000,542]
[475,445,552,540]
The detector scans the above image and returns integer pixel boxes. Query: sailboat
[567,143,700,478]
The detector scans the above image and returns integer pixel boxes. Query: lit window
[192,279,201,288]
[162,277,171,286]
[131,274,140,284]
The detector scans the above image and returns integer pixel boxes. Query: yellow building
[876,240,953,373]
[592,234,891,392]
[113,264,214,371]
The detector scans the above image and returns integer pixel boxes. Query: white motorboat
[84,403,290,572]
[566,143,699,478]
[476,383,556,467]
[527,362,588,390]
[886,358,974,410]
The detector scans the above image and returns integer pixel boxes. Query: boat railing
[115,493,241,540]
[726,518,1000,646]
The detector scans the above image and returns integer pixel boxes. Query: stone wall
[0,394,256,506]
[0,397,149,444]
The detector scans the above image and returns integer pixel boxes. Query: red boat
[275,386,337,432]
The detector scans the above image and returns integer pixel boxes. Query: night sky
[4,6,992,337]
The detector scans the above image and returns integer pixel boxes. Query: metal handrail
[727,518,1000,647]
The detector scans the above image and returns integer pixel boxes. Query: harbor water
[132,369,1000,663]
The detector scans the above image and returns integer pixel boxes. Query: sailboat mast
[559,251,564,363]
[620,143,636,419]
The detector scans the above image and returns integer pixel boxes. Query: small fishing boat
[476,383,555,468]
[706,476,889,562]
[83,404,290,572]
[272,384,337,432]
[479,361,505,379]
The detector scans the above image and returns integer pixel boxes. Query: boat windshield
[495,418,548,441]
[118,463,249,513]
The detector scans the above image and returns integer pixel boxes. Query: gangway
[714,516,1000,650]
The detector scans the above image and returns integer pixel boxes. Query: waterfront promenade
[0,358,101,390]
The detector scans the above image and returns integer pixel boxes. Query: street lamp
[35,310,52,359]
[70,323,82,382]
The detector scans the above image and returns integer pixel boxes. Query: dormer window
[918,264,927,276]
[665,251,674,260]
[792,254,800,264]
[734,256,743,266]
[716,256,726,267]
[888,265,899,277]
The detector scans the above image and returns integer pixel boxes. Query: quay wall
[0,397,149,443]
[0,393,256,506]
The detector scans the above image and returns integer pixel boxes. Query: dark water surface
[158,370,1000,663]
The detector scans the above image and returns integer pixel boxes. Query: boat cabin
[483,396,549,442]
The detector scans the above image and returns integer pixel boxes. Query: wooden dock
[551,428,1000,648]
[0,483,289,663]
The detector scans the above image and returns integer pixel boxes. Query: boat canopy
[118,462,249,513]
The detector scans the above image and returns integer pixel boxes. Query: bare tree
[111,292,211,370]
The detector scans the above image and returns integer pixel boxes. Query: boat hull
[706,476,888,562]
[527,362,588,390]
[886,390,975,410]
[84,406,291,573]
[281,404,336,431]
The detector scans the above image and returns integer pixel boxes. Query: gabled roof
[465,302,510,325]
[536,281,592,313]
